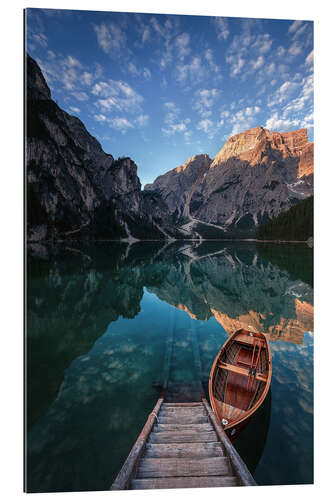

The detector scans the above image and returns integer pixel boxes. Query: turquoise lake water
[26,241,313,492]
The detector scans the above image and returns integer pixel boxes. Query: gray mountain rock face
[145,126,314,236]
[26,54,178,241]
[144,154,212,218]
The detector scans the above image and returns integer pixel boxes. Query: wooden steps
[130,401,238,489]
[131,476,238,489]
[137,456,232,478]
[111,398,256,491]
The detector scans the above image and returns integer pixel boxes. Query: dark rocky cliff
[26,54,179,241]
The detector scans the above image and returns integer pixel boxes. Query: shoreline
[27,237,313,245]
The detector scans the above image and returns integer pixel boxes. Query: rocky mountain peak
[144,153,212,217]
[26,53,51,101]
[210,126,313,175]
[210,126,267,167]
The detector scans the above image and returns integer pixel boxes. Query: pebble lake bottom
[26,240,313,492]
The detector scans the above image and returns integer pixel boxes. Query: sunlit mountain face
[26,240,313,491]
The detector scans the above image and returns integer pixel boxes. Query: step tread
[148,431,218,444]
[158,415,208,424]
[131,476,238,489]
[153,423,213,432]
[162,403,204,407]
[136,456,232,478]
[145,442,225,458]
[160,407,206,414]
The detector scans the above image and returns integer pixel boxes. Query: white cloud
[288,20,303,34]
[204,49,221,77]
[64,56,82,69]
[136,114,149,127]
[93,23,126,56]
[62,68,77,90]
[267,80,300,107]
[197,119,213,134]
[93,79,143,113]
[109,117,134,133]
[162,119,190,136]
[288,41,303,57]
[32,33,48,48]
[305,50,313,66]
[193,89,220,117]
[141,26,151,44]
[252,34,272,54]
[82,72,93,86]
[128,62,139,76]
[228,105,261,135]
[265,112,300,131]
[162,102,190,137]
[94,114,107,122]
[276,46,286,58]
[175,33,191,60]
[69,106,80,114]
[251,55,264,70]
[72,91,89,101]
[175,56,205,84]
[128,63,151,81]
[213,17,229,41]
[143,68,151,80]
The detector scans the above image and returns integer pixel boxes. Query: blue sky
[26,8,313,186]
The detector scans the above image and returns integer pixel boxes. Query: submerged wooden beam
[110,396,164,490]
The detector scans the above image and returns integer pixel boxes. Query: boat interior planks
[209,329,272,440]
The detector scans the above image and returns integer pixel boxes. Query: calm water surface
[26,241,313,492]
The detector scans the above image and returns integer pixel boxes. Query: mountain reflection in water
[26,241,313,492]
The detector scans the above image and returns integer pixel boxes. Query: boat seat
[217,361,268,383]
[235,334,267,347]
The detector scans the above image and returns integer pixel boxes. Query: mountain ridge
[26,53,314,241]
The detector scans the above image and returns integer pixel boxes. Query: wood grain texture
[158,415,208,424]
[137,457,231,478]
[131,476,238,489]
[153,423,212,432]
[148,430,219,444]
[144,442,225,458]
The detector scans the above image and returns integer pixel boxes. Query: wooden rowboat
[209,329,272,440]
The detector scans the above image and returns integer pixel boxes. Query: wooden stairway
[111,397,256,490]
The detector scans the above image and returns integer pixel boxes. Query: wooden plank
[131,476,238,489]
[163,402,203,407]
[201,398,256,486]
[158,415,208,424]
[110,397,164,490]
[153,423,213,432]
[144,442,225,459]
[148,430,218,444]
[217,362,267,382]
[159,407,206,416]
[235,333,257,345]
[137,456,231,478]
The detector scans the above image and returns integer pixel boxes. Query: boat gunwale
[209,329,272,431]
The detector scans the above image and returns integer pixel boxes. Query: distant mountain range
[26,54,314,241]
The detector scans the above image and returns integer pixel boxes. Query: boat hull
[209,329,272,440]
